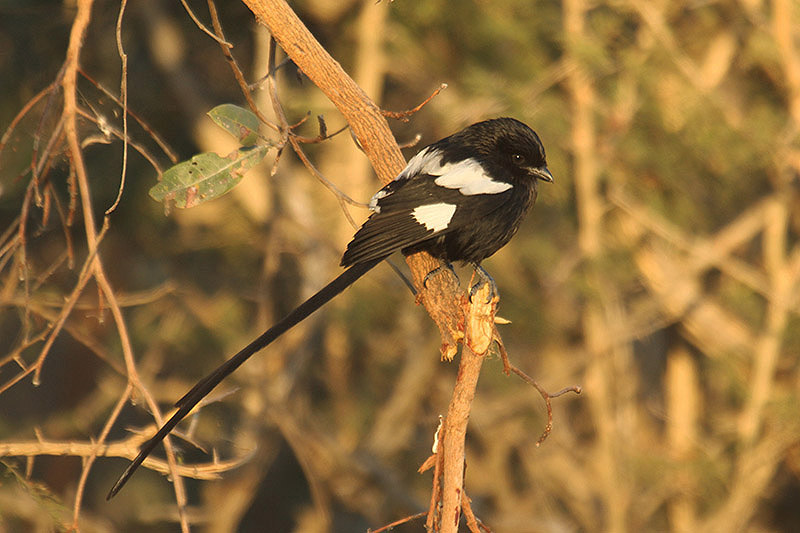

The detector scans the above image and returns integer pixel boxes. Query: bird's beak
[530,166,554,183]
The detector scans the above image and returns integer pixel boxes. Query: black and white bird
[107,117,552,499]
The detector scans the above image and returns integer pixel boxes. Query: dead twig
[508,363,582,446]
[78,68,178,163]
[462,490,493,533]
[368,512,427,533]
[382,83,448,122]
[104,0,128,215]
[207,0,279,133]
[180,0,232,48]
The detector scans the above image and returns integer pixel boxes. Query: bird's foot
[423,262,458,289]
[469,264,499,303]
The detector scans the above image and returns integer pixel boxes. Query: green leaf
[207,104,260,145]
[150,146,269,208]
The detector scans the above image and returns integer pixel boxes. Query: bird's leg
[423,261,458,289]
[469,263,498,303]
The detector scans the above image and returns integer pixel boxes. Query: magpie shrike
[107,117,552,499]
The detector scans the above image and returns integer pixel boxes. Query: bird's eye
[511,154,525,164]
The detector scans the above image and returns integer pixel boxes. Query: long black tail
[107,257,384,500]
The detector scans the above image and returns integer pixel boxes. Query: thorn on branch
[349,128,365,154]
[317,114,327,139]
[290,114,349,144]
[418,453,437,473]
[270,146,284,176]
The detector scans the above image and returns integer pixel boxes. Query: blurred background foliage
[1,0,799,531]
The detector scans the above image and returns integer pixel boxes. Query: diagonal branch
[240,2,501,531]
[242,0,466,359]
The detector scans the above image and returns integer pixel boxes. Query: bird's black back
[342,117,551,267]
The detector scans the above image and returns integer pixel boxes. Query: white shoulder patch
[368,189,388,212]
[368,150,510,213]
[397,146,443,180]
[412,202,457,232]
[368,147,445,213]
[433,158,513,195]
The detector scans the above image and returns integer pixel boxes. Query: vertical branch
[438,347,484,533]
[737,0,795,451]
[353,0,389,176]
[564,0,628,531]
[105,0,129,215]
[773,0,800,124]
[565,7,601,258]
[240,2,488,530]
[440,283,495,533]
[737,197,790,445]
[665,343,699,533]
[60,0,188,529]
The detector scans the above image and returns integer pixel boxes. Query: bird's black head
[441,117,554,184]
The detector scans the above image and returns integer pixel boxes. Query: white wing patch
[412,202,457,232]
[434,158,513,195]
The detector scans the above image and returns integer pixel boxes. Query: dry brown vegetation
[0,1,799,532]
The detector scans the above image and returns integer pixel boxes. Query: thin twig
[287,135,365,229]
[249,55,291,91]
[31,68,66,199]
[368,512,427,533]
[71,383,131,529]
[78,68,178,163]
[0,432,252,479]
[75,106,164,173]
[105,0,129,215]
[0,218,21,276]
[0,80,60,163]
[462,490,493,533]
[266,36,290,132]
[179,0,232,48]
[30,111,67,209]
[60,1,189,527]
[425,441,445,532]
[381,83,448,122]
[207,0,280,132]
[293,123,350,144]
[508,363,582,446]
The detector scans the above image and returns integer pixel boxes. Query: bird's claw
[469,264,499,304]
[423,262,458,289]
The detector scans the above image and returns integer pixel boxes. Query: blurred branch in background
[0,0,799,532]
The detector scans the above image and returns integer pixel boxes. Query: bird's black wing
[341,174,513,266]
